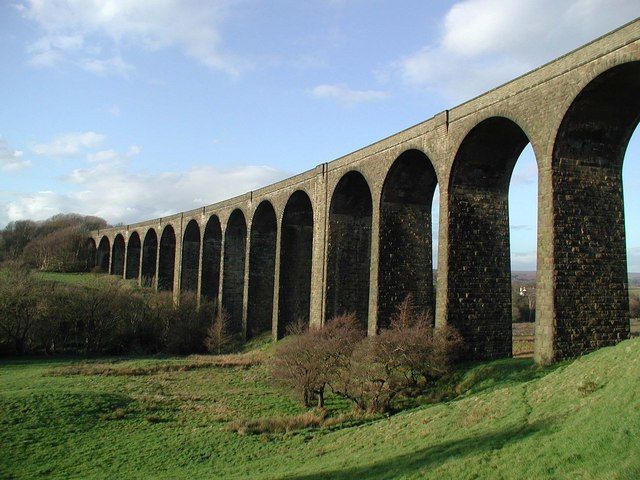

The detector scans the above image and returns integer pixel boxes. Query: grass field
[32,271,138,289]
[2,337,639,479]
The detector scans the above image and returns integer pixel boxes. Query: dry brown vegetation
[51,353,262,377]
[225,409,374,435]
[269,296,463,414]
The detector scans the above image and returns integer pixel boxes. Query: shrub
[269,314,365,408]
[164,293,211,354]
[330,296,463,413]
[204,307,233,354]
[0,269,45,354]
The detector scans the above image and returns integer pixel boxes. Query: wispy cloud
[0,139,31,172]
[393,0,640,101]
[17,0,245,76]
[311,83,388,106]
[32,131,105,157]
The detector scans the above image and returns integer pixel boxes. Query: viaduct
[88,19,640,365]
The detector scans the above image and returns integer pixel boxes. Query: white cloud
[311,84,388,106]
[0,139,31,172]
[18,0,243,76]
[80,55,134,77]
[85,144,140,164]
[108,105,121,117]
[32,131,105,157]
[396,0,640,101]
[5,155,288,226]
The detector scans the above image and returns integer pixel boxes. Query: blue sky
[0,0,639,271]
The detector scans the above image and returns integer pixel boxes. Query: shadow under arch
[202,215,222,304]
[97,236,110,273]
[111,234,125,276]
[447,116,533,360]
[85,238,97,271]
[378,149,438,329]
[158,225,176,292]
[547,61,640,361]
[141,229,158,287]
[180,219,201,294]
[222,209,247,334]
[326,170,373,330]
[278,190,314,337]
[126,231,141,280]
[247,201,277,338]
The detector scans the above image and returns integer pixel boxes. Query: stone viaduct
[88,19,640,365]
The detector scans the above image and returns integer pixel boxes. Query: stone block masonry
[89,18,640,364]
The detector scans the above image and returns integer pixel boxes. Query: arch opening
[180,220,201,294]
[247,202,277,338]
[378,149,438,330]
[111,234,125,277]
[85,238,97,271]
[548,61,640,360]
[141,229,158,287]
[222,209,247,334]
[625,129,640,341]
[158,225,176,292]
[202,216,222,305]
[278,191,313,337]
[97,236,110,273]
[326,171,373,329]
[126,232,141,280]
[448,117,531,360]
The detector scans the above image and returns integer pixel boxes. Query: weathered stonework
[89,19,640,364]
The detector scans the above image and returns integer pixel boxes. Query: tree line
[0,213,108,272]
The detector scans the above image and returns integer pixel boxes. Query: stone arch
[85,238,97,271]
[326,170,373,329]
[378,149,438,329]
[158,225,176,291]
[202,215,222,304]
[546,61,640,361]
[222,209,247,334]
[141,229,158,287]
[447,116,532,360]
[278,190,314,337]
[180,219,201,294]
[111,234,125,276]
[97,236,110,273]
[247,201,277,338]
[126,232,141,280]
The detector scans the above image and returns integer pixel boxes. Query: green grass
[32,271,136,289]
[2,339,639,479]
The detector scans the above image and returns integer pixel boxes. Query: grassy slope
[1,339,639,479]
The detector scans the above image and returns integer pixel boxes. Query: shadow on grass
[284,420,551,480]
[454,357,566,397]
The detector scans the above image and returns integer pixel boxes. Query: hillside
[1,338,639,479]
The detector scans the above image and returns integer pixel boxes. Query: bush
[204,307,233,354]
[269,296,463,414]
[164,293,211,354]
[0,264,218,357]
[269,314,365,408]
[0,269,45,354]
[331,297,462,413]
